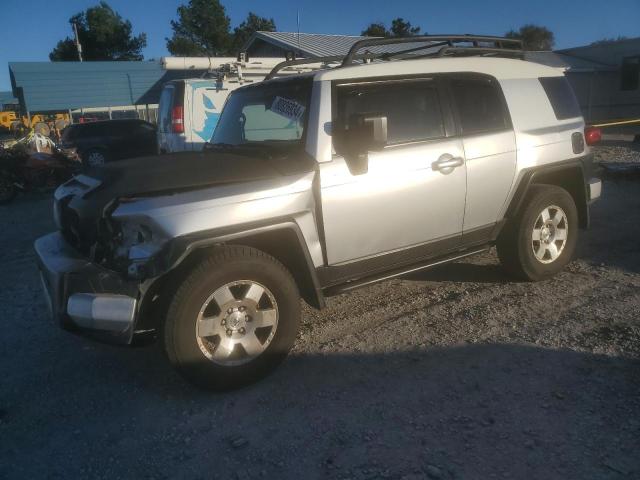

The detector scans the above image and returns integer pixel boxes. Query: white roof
[314,57,564,82]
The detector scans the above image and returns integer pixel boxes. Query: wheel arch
[135,221,325,333]
[505,160,589,229]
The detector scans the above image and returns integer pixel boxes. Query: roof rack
[266,34,523,80]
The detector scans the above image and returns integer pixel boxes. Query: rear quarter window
[539,77,582,120]
[450,76,511,135]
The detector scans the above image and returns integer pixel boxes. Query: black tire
[82,148,108,167]
[497,184,578,281]
[163,246,301,391]
[0,174,16,205]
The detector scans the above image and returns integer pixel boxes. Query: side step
[323,247,490,296]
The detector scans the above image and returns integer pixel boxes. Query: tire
[163,246,301,391]
[83,149,108,167]
[0,174,16,205]
[497,184,578,281]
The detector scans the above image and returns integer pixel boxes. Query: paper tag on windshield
[270,96,305,122]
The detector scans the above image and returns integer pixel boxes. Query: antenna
[73,22,83,62]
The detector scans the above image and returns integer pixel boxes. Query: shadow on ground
[2,339,639,479]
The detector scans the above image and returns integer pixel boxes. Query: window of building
[621,56,640,91]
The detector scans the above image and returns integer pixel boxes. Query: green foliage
[361,18,422,37]
[166,1,276,56]
[361,22,389,37]
[505,24,555,51]
[49,1,146,61]
[390,18,421,37]
[166,0,231,56]
[232,13,276,52]
[591,36,629,46]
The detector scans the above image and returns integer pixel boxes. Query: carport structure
[8,61,204,124]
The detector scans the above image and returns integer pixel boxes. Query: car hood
[56,149,316,251]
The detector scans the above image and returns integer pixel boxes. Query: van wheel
[497,184,578,281]
[163,246,300,391]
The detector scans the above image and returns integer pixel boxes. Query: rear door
[448,74,517,239]
[320,77,467,265]
[188,80,226,150]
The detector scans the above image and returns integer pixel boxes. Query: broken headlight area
[101,218,168,280]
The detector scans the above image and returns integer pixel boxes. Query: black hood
[87,149,315,197]
[60,149,316,251]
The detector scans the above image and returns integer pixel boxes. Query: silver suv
[35,36,602,390]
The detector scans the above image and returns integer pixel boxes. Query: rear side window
[335,79,446,145]
[539,77,582,120]
[450,76,510,134]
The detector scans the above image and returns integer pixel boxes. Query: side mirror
[335,114,388,175]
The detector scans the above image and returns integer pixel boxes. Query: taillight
[584,126,601,146]
[171,105,184,133]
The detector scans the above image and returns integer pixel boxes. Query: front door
[320,77,467,266]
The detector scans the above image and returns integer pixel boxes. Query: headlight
[111,220,167,279]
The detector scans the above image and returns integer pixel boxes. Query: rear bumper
[35,232,140,344]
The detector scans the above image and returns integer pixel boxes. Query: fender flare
[151,219,326,310]
[504,158,590,229]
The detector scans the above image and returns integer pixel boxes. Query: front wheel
[163,246,301,391]
[497,184,578,281]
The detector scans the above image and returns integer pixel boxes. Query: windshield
[211,77,312,146]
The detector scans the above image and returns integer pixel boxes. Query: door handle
[432,154,464,172]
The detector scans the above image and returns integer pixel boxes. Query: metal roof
[245,31,435,58]
[0,91,17,109]
[247,32,621,73]
[523,51,616,72]
[8,61,205,112]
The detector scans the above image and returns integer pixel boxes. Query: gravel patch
[0,153,639,479]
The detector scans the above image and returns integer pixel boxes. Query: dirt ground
[1,148,639,479]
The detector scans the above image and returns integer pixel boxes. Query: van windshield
[211,77,312,146]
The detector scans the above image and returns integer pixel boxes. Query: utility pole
[73,22,83,62]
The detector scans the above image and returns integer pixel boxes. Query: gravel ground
[1,147,639,479]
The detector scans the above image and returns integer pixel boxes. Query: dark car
[60,119,157,166]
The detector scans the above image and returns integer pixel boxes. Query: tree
[361,18,421,37]
[505,24,555,51]
[49,2,146,61]
[233,12,276,52]
[166,0,232,56]
[390,18,421,37]
[591,36,629,46]
[361,22,389,37]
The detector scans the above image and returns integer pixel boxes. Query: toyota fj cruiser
[35,36,602,390]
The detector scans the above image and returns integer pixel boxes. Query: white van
[157,78,228,153]
[157,57,324,153]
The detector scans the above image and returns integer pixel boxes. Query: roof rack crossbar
[341,35,522,66]
[265,53,375,80]
[436,46,525,59]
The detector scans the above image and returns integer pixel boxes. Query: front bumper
[34,232,140,344]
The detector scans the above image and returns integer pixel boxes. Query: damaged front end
[36,176,173,344]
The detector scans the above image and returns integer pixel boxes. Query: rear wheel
[163,246,301,391]
[497,184,578,281]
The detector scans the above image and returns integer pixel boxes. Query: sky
[1,0,639,92]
